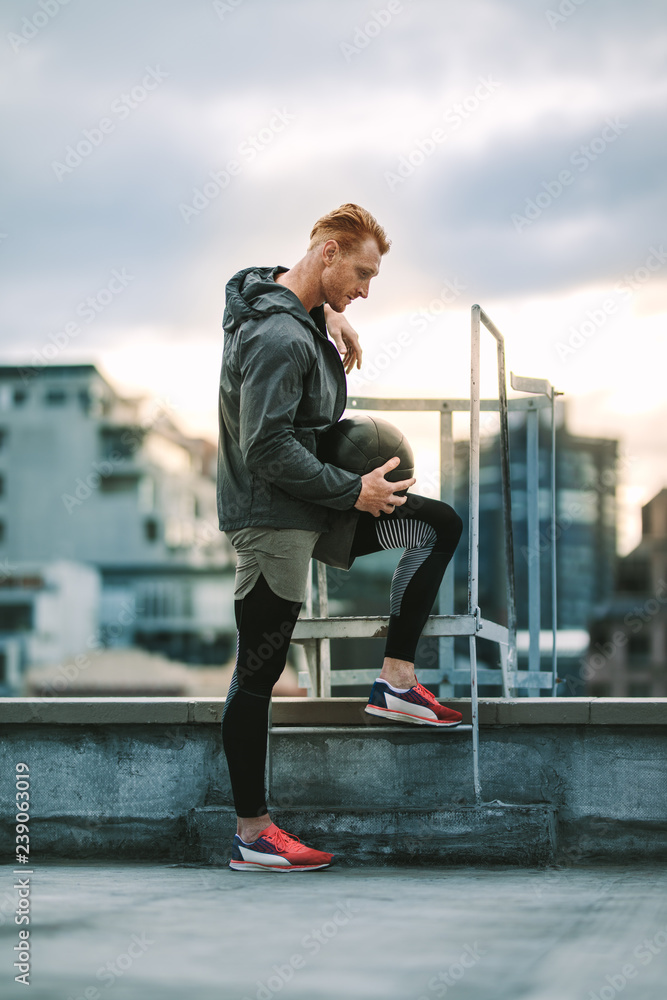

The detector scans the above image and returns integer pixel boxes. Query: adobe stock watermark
[18,268,134,382]
[52,66,168,181]
[417,942,487,998]
[242,899,358,1000]
[0,558,19,583]
[588,920,667,1000]
[191,517,222,553]
[233,603,301,688]
[60,396,173,514]
[179,108,296,223]
[347,276,468,390]
[511,117,629,233]
[212,0,246,19]
[521,453,636,569]
[37,602,141,697]
[60,455,131,514]
[8,0,73,54]
[546,0,588,30]
[0,886,18,928]
[61,932,155,999]
[562,579,667,696]
[340,0,410,63]
[385,77,501,192]
[554,245,667,361]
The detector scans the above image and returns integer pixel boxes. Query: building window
[590,682,611,697]
[144,518,159,542]
[99,427,142,461]
[617,557,650,593]
[627,632,651,670]
[99,475,138,494]
[628,682,652,698]
[628,633,650,655]
[0,604,33,631]
[45,389,67,405]
[13,389,27,407]
[0,521,5,543]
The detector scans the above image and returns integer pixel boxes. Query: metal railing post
[469,306,482,804]
[510,374,562,696]
[481,310,518,696]
[439,405,455,696]
[526,407,541,677]
[551,392,559,696]
[317,561,332,697]
[302,561,319,695]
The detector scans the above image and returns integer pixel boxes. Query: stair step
[188,803,557,866]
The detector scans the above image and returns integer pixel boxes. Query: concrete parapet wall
[2,696,667,725]
[1,698,666,865]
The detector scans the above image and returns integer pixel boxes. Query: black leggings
[221,495,462,818]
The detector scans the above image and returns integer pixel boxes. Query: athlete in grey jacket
[218,204,463,872]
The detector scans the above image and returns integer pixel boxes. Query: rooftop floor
[2,861,666,999]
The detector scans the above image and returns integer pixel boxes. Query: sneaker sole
[229,860,333,872]
[365,704,462,727]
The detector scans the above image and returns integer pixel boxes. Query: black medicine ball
[317,415,414,493]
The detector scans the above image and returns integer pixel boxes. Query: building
[449,406,618,693]
[453,406,618,631]
[584,489,667,697]
[0,364,236,674]
[0,560,100,694]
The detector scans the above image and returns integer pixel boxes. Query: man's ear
[322,239,339,265]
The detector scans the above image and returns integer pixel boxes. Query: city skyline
[2,0,664,554]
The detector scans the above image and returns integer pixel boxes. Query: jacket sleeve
[237,319,362,510]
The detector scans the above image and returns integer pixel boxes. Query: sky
[2,0,666,553]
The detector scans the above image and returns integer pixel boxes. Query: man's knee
[408,495,462,538]
[429,500,463,549]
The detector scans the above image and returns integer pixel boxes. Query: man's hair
[308,203,391,256]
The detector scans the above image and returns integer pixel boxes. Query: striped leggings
[348,492,463,661]
[221,494,462,817]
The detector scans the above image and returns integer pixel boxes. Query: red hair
[308,203,391,255]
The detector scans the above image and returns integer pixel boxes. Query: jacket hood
[223,265,325,339]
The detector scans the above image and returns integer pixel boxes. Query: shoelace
[270,826,308,853]
[414,679,438,704]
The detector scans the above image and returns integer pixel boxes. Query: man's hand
[324,305,362,374]
[354,457,416,518]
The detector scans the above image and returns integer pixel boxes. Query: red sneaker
[365,677,463,727]
[229,822,334,872]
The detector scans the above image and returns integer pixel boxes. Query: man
[217,203,463,872]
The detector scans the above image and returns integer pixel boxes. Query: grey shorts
[225,526,322,603]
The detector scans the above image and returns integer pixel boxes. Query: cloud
[1,0,665,471]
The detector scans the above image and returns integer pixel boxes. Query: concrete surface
[1,862,667,1000]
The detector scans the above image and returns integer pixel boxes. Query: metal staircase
[291,305,561,801]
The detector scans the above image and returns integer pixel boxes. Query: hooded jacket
[217,265,363,541]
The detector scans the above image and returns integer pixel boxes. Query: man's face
[321,236,382,313]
